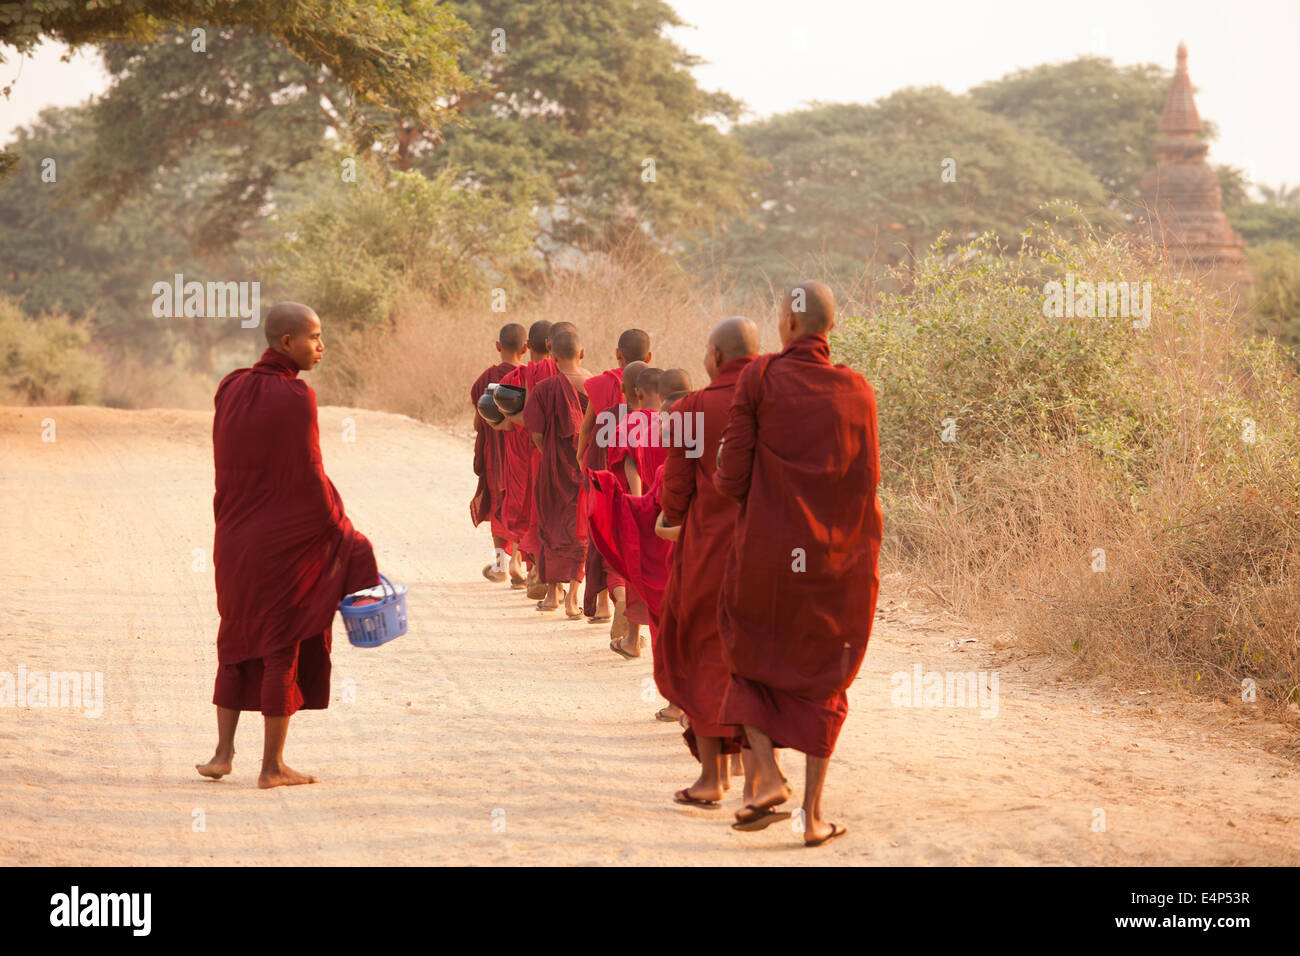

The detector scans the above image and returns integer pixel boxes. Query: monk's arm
[531,431,544,452]
[624,455,642,496]
[654,511,681,541]
[576,401,598,462]
[714,371,759,502]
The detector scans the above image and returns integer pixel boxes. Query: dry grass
[310,249,786,424]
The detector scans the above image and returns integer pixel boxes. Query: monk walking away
[714,282,882,846]
[656,319,761,808]
[524,328,592,618]
[197,302,380,789]
[492,321,557,597]
[471,323,529,585]
[577,329,652,621]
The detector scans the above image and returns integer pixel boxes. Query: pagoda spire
[1131,43,1247,290]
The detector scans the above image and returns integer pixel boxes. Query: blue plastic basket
[339,574,407,647]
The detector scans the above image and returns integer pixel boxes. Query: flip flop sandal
[509,574,527,589]
[803,822,847,848]
[730,805,793,832]
[536,600,560,612]
[609,639,638,660]
[586,615,612,623]
[566,610,585,620]
[655,707,682,722]
[673,789,721,808]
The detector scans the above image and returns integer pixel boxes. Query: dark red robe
[499,358,558,559]
[211,348,378,715]
[581,367,624,615]
[655,356,753,752]
[470,360,519,542]
[523,371,589,583]
[713,334,881,758]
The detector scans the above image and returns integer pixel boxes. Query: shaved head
[708,316,761,362]
[659,368,692,396]
[622,361,647,398]
[782,281,835,334]
[499,323,526,353]
[527,320,553,353]
[264,301,318,348]
[637,367,663,398]
[617,329,651,363]
[552,328,581,360]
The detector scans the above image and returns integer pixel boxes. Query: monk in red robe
[471,323,528,585]
[654,319,760,808]
[714,282,881,847]
[576,329,651,621]
[197,302,379,789]
[497,321,571,599]
[523,328,591,617]
[603,367,671,656]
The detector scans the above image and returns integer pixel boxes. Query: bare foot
[257,765,317,789]
[195,752,233,779]
[610,635,640,658]
[596,591,612,619]
[737,777,791,821]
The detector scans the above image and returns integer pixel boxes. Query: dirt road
[1,405,1296,865]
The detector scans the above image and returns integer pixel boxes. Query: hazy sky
[1,0,1294,188]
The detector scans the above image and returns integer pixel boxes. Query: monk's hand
[654,512,680,541]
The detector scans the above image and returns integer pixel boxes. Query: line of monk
[472,281,882,847]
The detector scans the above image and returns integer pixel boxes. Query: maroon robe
[470,360,518,542]
[523,371,590,583]
[499,358,557,557]
[713,334,881,758]
[505,358,559,562]
[655,356,753,752]
[581,367,625,615]
[211,348,378,715]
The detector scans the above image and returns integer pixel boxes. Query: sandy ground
[1,404,1297,866]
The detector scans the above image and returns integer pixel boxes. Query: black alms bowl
[477,387,506,424]
[493,383,527,415]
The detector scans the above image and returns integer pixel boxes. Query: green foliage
[698,90,1109,287]
[1247,241,1300,353]
[0,0,466,125]
[84,28,338,251]
[835,229,1161,478]
[419,0,755,253]
[0,295,102,404]
[971,56,1217,204]
[267,158,536,328]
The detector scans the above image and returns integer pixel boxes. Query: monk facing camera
[197,301,379,789]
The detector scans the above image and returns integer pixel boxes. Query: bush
[0,295,102,404]
[835,226,1300,713]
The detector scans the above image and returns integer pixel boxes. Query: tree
[0,0,470,177]
[696,89,1109,286]
[970,56,1218,205]
[415,0,756,256]
[83,28,343,251]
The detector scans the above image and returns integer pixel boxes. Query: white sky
[1,0,1294,188]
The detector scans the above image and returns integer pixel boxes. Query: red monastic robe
[601,407,669,624]
[500,358,558,560]
[713,334,881,758]
[212,348,378,714]
[586,464,672,631]
[523,371,589,583]
[581,368,625,615]
[655,356,753,751]
[470,360,518,543]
